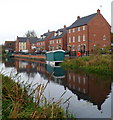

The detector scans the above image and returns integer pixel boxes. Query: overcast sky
[0,0,112,44]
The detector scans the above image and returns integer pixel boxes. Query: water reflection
[2,57,113,112]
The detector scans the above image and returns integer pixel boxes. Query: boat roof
[46,50,65,53]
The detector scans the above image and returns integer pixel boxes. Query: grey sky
[0,0,112,44]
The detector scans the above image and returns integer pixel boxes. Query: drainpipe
[87,25,89,56]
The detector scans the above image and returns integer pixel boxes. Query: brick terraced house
[5,41,16,52]
[9,9,111,54]
[49,25,67,51]
[15,36,38,53]
[67,9,111,55]
[36,30,54,51]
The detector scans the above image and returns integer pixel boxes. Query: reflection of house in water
[3,58,15,67]
[65,71,112,110]
[15,60,37,78]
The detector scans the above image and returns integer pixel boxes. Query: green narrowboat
[46,50,65,66]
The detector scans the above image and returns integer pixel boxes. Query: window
[83,26,85,30]
[59,39,61,43]
[58,31,62,35]
[83,77,86,85]
[52,40,54,44]
[56,40,58,43]
[54,33,57,36]
[69,29,71,33]
[103,35,106,40]
[78,45,80,51]
[83,35,85,41]
[83,89,86,93]
[78,27,80,31]
[72,45,75,51]
[73,36,75,42]
[78,77,81,83]
[78,35,80,42]
[69,37,71,43]
[72,28,75,32]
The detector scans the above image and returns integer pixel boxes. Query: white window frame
[69,29,71,33]
[78,27,80,31]
[83,26,85,30]
[69,37,71,43]
[73,28,75,32]
[73,36,75,42]
[56,40,58,43]
[78,35,80,42]
[83,35,85,41]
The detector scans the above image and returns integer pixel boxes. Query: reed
[2,73,73,119]
[61,54,113,75]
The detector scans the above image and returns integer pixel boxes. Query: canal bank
[13,54,46,60]
[61,54,113,75]
[1,57,113,118]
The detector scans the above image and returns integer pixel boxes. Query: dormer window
[58,31,62,36]
[54,33,57,36]
[103,35,106,40]
[43,36,46,39]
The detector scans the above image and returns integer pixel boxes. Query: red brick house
[36,31,54,51]
[67,9,111,55]
[5,41,16,52]
[15,36,38,53]
[49,25,67,51]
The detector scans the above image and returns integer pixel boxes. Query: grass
[61,54,113,75]
[2,73,73,119]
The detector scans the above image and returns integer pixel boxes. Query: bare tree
[24,30,37,38]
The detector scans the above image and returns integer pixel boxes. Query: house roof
[50,28,67,40]
[37,31,53,42]
[27,37,38,43]
[17,37,27,42]
[17,37,38,43]
[68,13,97,29]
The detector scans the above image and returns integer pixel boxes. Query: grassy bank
[2,74,73,119]
[61,55,113,75]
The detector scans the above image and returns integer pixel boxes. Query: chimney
[48,29,50,32]
[97,9,100,14]
[64,25,66,28]
[77,16,80,19]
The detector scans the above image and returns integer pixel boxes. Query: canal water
[1,57,113,118]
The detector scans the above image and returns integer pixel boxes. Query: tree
[24,30,37,38]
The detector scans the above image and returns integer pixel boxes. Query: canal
[1,57,113,118]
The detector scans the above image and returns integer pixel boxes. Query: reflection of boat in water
[46,64,65,79]
[46,50,65,67]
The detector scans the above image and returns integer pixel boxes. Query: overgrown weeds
[2,73,73,119]
[61,55,113,75]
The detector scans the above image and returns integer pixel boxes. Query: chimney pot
[77,16,80,19]
[48,29,50,32]
[64,25,66,28]
[97,9,100,14]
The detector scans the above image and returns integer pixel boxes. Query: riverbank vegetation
[61,54,113,75]
[2,74,73,119]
